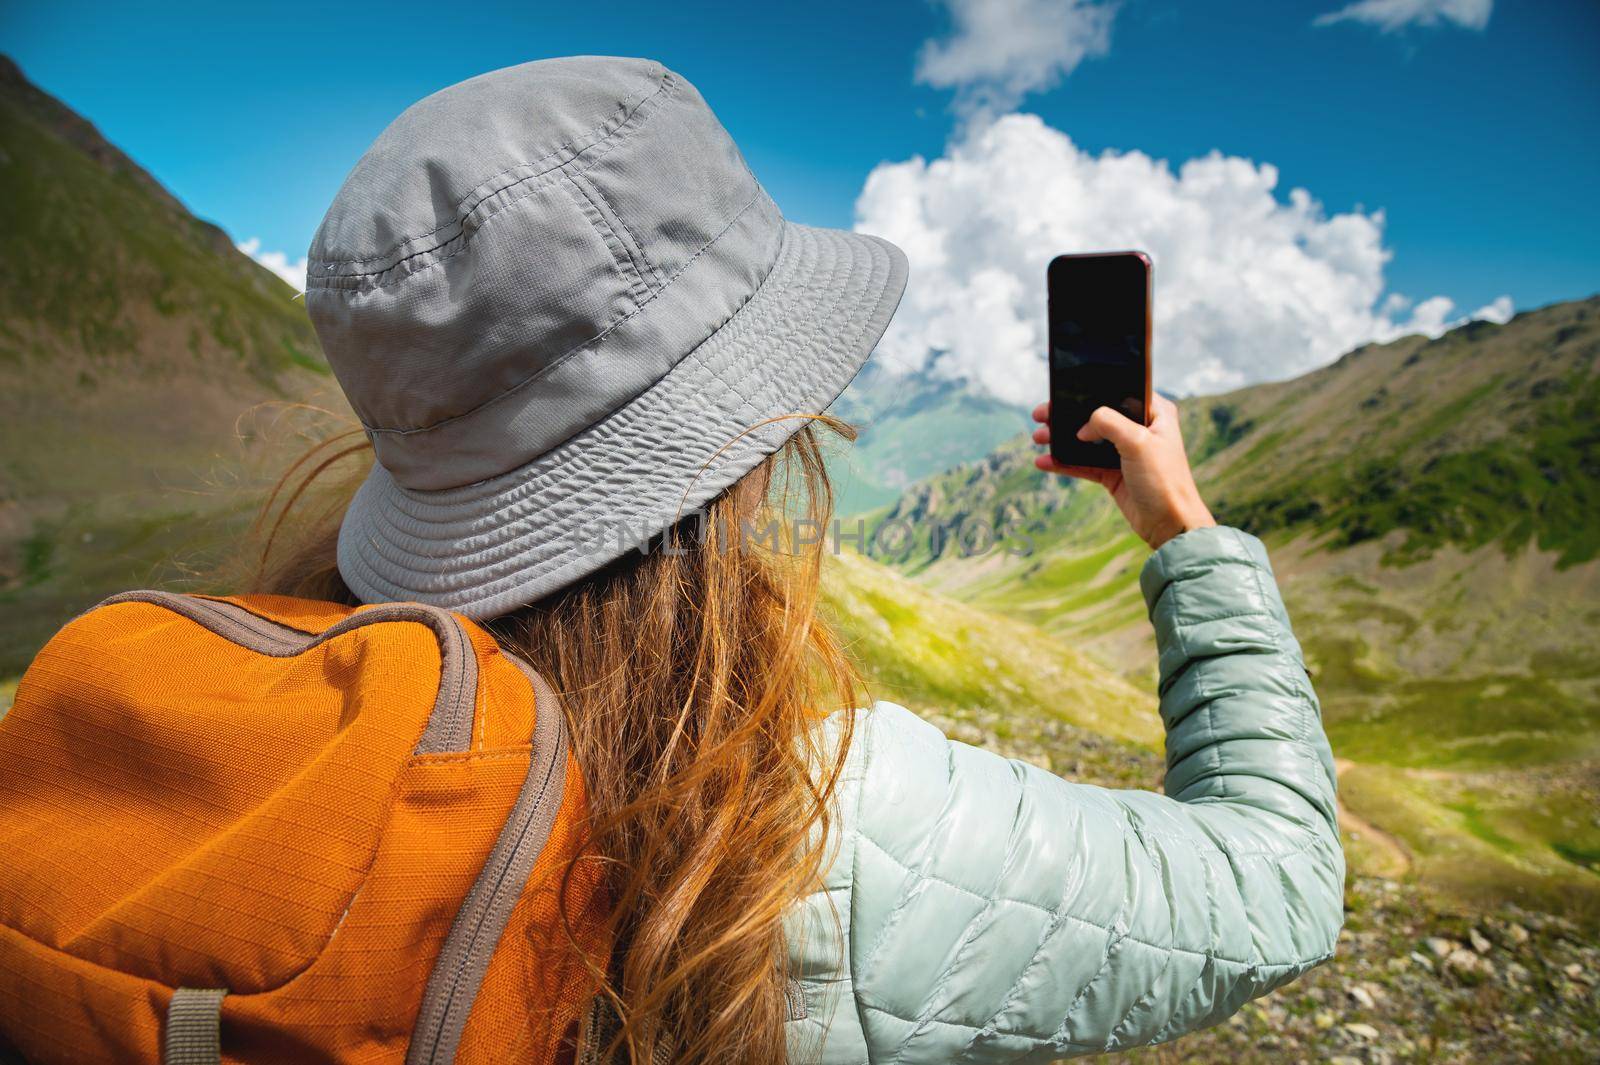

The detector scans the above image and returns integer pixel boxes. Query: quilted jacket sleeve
[786,526,1344,1064]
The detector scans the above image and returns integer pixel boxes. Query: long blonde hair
[248,422,860,1064]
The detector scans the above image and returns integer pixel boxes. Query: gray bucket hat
[306,56,907,618]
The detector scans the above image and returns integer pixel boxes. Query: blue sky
[5,0,1598,393]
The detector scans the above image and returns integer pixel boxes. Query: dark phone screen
[1048,253,1150,469]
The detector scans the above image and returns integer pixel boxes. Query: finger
[1031,423,1051,444]
[1031,401,1050,424]
[1149,394,1183,438]
[1077,405,1149,451]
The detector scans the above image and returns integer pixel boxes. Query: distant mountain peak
[0,56,318,373]
[0,54,189,220]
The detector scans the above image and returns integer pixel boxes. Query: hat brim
[336,221,909,618]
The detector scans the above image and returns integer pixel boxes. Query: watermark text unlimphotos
[576,514,1035,562]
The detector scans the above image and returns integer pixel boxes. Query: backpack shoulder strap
[407,654,572,1065]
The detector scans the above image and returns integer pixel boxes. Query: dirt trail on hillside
[1335,758,1412,879]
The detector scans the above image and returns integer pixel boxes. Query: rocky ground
[924,705,1600,1063]
[1134,879,1600,1063]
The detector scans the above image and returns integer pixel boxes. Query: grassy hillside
[0,56,348,673]
[1196,297,1600,567]
[823,548,1158,765]
[856,298,1600,921]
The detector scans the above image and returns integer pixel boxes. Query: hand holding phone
[1032,394,1215,550]
[1047,252,1152,469]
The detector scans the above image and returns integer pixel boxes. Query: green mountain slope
[860,297,1600,918]
[1197,298,1600,567]
[827,360,1027,516]
[0,56,348,673]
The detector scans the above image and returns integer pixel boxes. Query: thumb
[1077,406,1149,451]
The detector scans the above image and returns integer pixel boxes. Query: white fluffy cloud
[236,237,308,293]
[1396,293,1513,336]
[1315,0,1492,33]
[916,0,1116,114]
[1470,295,1514,324]
[853,114,1511,404]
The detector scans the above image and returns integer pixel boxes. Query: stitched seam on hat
[448,230,861,528]
[473,233,881,597]
[462,231,863,549]
[568,169,665,290]
[312,70,670,271]
[455,72,673,232]
[332,230,885,612]
[364,190,772,439]
[306,76,709,295]
[315,69,704,294]
[351,231,883,605]
[309,187,538,293]
[559,173,652,306]
[309,71,676,276]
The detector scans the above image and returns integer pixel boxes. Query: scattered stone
[1469,927,1492,954]
[1344,1022,1380,1041]
[1347,985,1376,1010]
[1444,948,1494,981]
[1563,962,1587,982]
[1425,936,1459,958]
[1329,1057,1362,1065]
[1506,922,1531,945]
[1314,1010,1335,1030]
[1408,950,1435,973]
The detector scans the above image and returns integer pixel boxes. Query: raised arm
[787,526,1343,1063]
[788,394,1344,1064]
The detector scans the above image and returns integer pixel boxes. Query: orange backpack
[0,591,608,1065]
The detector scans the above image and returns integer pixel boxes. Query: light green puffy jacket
[786,526,1345,1063]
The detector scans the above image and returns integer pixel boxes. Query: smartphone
[1047,251,1152,469]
